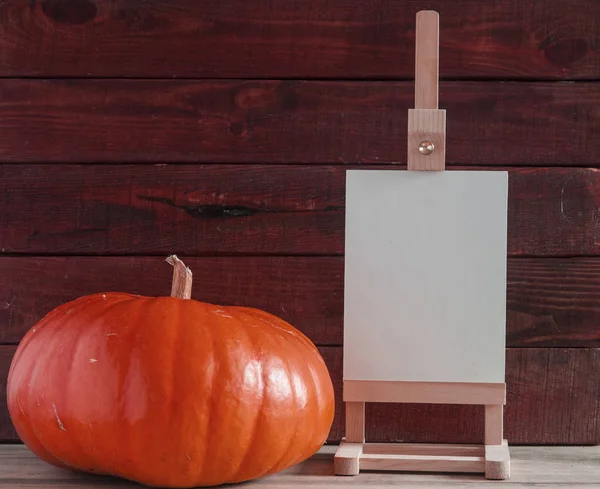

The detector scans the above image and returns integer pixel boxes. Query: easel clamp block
[407,109,446,171]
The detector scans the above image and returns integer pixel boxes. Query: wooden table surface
[1,444,598,488]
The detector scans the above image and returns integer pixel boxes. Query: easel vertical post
[408,11,446,171]
[415,10,439,110]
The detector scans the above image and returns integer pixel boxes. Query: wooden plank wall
[1,0,599,445]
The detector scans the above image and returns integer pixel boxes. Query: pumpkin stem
[166,255,193,299]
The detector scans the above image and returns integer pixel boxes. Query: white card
[344,170,508,383]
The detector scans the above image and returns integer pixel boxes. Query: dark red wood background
[1,0,599,445]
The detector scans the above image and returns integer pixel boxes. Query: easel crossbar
[343,380,506,405]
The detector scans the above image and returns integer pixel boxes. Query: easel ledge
[335,440,510,480]
[344,380,506,405]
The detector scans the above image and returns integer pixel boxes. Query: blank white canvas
[344,170,508,384]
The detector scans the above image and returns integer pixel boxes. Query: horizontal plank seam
[2,252,600,259]
[0,253,347,259]
[1,162,600,169]
[1,76,600,83]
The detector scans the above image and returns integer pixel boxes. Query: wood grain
[325,347,600,445]
[2,165,600,256]
[0,256,343,346]
[0,165,344,255]
[0,1,598,79]
[0,347,17,441]
[506,258,600,347]
[1,256,599,347]
[1,81,599,165]
[1,445,600,487]
[1,346,599,444]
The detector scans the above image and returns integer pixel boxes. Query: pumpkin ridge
[69,293,142,474]
[270,323,322,473]
[195,304,219,483]
[296,354,323,464]
[142,297,180,484]
[9,341,72,471]
[209,309,261,483]
[61,301,107,470]
[9,299,65,367]
[292,335,329,467]
[231,309,303,483]
[22,398,74,470]
[303,360,331,459]
[231,311,267,483]
[261,340,300,476]
[21,294,86,342]
[42,293,94,337]
[111,296,151,479]
[32,300,90,470]
[230,308,332,473]
[8,336,45,458]
[238,308,318,355]
[165,298,182,486]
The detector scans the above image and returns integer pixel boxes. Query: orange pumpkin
[7,257,334,487]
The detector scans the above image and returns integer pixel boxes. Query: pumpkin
[7,257,335,488]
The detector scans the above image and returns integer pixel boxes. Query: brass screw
[418,140,434,155]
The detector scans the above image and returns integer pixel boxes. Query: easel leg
[484,405,503,445]
[334,402,364,475]
[484,405,510,479]
[345,401,365,442]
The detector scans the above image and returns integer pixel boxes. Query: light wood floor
[1,444,598,488]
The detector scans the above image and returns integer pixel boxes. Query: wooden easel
[334,11,510,480]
